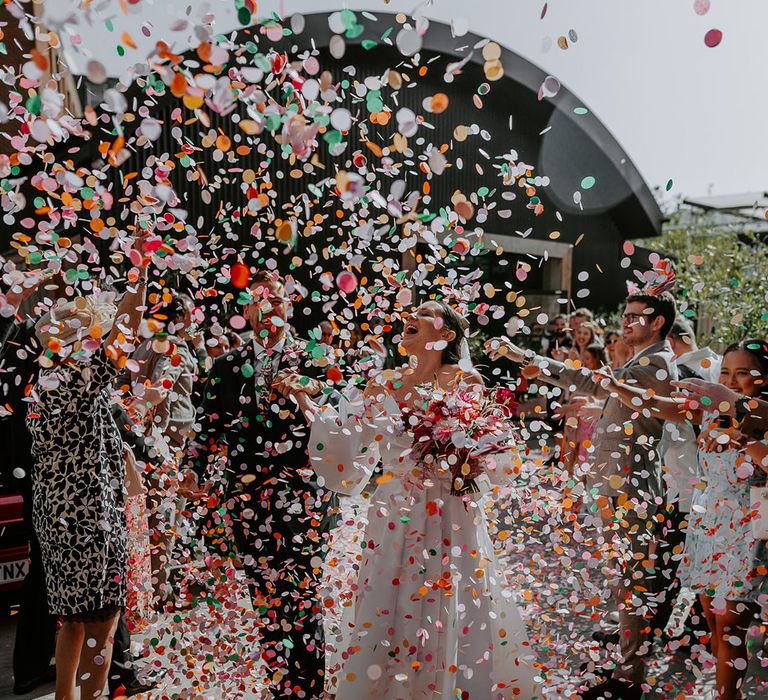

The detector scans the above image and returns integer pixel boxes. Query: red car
[0,489,29,594]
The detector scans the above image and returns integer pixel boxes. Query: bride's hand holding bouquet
[403,383,520,496]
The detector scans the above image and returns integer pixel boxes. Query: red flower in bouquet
[402,385,518,496]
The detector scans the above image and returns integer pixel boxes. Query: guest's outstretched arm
[594,367,702,425]
[672,378,768,441]
[485,335,606,398]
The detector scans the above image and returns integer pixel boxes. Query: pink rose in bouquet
[402,385,519,495]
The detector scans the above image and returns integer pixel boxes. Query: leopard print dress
[26,347,127,621]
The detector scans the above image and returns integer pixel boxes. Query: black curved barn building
[3,11,661,335]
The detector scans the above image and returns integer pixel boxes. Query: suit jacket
[188,336,339,559]
[535,340,678,504]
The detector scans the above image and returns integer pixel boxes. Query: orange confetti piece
[171,72,187,98]
[121,32,137,49]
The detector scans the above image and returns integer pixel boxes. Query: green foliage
[635,210,768,349]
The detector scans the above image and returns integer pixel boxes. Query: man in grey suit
[487,291,678,700]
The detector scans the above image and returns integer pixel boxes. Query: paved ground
[1,486,767,699]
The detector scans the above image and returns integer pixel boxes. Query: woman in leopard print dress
[27,262,148,700]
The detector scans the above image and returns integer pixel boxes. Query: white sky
[54,0,767,200]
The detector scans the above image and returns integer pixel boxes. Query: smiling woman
[400,300,469,366]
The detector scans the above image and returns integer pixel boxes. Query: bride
[277,300,539,700]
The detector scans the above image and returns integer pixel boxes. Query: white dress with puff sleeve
[308,388,539,700]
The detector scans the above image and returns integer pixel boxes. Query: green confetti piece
[340,9,357,29]
[346,23,364,40]
[361,39,378,51]
[237,7,252,25]
[581,176,596,189]
[366,92,384,112]
[323,129,343,146]
[241,363,255,378]
[25,95,41,116]
[666,178,674,191]
[574,107,589,115]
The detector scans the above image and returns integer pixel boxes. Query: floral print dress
[27,348,127,620]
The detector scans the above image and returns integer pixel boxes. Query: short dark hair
[723,338,768,399]
[435,301,470,365]
[624,291,677,338]
[669,315,695,344]
[250,269,283,288]
[163,292,194,324]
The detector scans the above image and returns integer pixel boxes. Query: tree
[635,204,768,348]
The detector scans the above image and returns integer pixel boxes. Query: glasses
[622,313,645,325]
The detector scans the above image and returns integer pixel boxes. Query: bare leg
[700,595,719,656]
[712,600,755,700]
[79,613,120,700]
[55,621,85,700]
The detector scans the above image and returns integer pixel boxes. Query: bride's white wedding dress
[309,389,539,700]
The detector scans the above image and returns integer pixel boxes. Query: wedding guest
[652,317,721,642]
[568,321,600,361]
[583,343,609,370]
[2,272,151,698]
[319,320,334,347]
[559,328,602,476]
[27,253,148,700]
[487,288,678,700]
[540,313,568,357]
[599,339,768,700]
[184,270,338,699]
[575,344,608,480]
[569,307,594,335]
[605,329,631,369]
[123,292,200,607]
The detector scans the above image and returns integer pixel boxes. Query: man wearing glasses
[486,290,678,700]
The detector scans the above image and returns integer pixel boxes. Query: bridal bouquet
[403,385,520,495]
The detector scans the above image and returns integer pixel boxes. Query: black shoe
[591,628,620,645]
[579,678,643,700]
[13,666,56,695]
[111,677,158,698]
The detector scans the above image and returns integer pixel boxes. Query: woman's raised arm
[104,232,149,365]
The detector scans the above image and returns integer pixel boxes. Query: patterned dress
[27,348,127,620]
[679,415,768,609]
